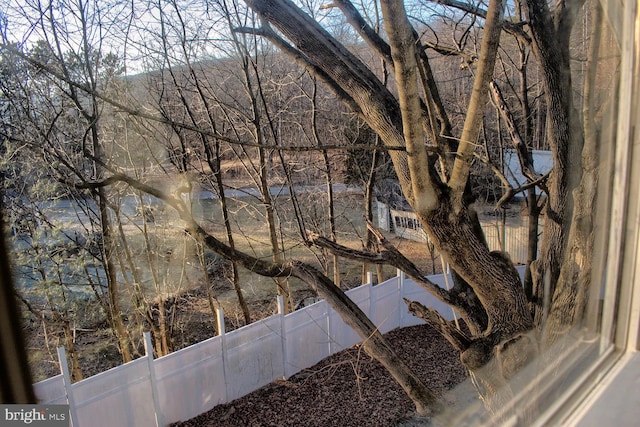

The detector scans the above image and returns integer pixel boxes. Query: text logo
[1,405,69,426]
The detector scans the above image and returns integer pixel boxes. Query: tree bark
[543,1,607,348]
[448,0,505,212]
[526,0,586,327]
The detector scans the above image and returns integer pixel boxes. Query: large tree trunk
[242,0,538,408]
[542,0,608,348]
[526,0,586,327]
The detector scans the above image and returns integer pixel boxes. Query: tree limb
[332,0,393,65]
[490,81,539,182]
[234,21,364,116]
[404,298,471,351]
[494,173,549,208]
[380,0,439,213]
[309,231,457,297]
[449,0,505,213]
[308,223,475,323]
[427,0,531,44]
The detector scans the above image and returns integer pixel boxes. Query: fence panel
[283,300,330,378]
[154,335,226,424]
[390,208,428,242]
[347,284,371,316]
[482,222,530,264]
[328,285,370,354]
[72,358,155,427]
[507,224,530,263]
[370,276,402,334]
[385,201,536,265]
[224,316,284,401]
[33,374,66,404]
[401,274,457,327]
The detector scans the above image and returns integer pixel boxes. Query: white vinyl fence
[32,270,473,427]
[382,203,536,264]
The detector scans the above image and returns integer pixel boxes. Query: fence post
[397,268,406,327]
[56,347,78,427]
[144,332,164,427]
[216,307,229,402]
[326,300,334,356]
[277,295,289,379]
[366,271,374,321]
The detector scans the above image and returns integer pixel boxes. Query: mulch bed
[173,325,469,426]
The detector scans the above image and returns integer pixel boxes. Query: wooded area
[0,0,620,422]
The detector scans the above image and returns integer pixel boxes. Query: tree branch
[449,0,505,213]
[331,0,393,64]
[308,223,475,323]
[490,81,539,182]
[427,0,531,44]
[404,298,471,351]
[494,174,549,208]
[234,21,364,116]
[380,0,439,213]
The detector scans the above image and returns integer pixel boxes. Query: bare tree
[236,0,614,414]
[0,21,134,363]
